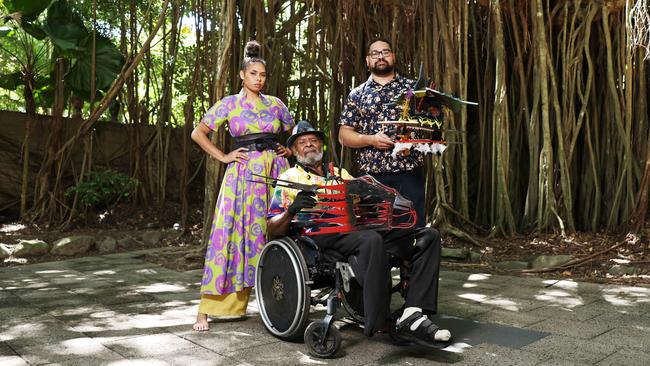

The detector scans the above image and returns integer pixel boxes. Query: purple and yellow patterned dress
[199,92,294,305]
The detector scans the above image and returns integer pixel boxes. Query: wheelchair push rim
[255,237,311,340]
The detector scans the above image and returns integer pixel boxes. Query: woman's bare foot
[192,313,209,331]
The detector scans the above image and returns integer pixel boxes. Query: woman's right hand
[222,147,249,165]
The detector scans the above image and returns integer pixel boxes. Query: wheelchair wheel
[341,266,396,324]
[340,276,364,324]
[256,237,310,341]
[304,320,341,358]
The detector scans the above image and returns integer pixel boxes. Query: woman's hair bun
[245,40,261,58]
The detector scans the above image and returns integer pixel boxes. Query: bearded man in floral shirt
[338,37,426,227]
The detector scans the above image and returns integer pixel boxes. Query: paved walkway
[1,249,649,365]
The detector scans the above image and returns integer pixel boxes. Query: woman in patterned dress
[191,41,294,331]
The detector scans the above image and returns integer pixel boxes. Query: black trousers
[313,231,390,336]
[312,227,442,336]
[369,168,426,228]
[382,227,442,312]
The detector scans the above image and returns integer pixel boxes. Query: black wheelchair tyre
[304,320,341,358]
[340,276,364,324]
[341,264,397,324]
[256,237,311,341]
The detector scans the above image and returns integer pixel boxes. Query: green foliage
[43,0,124,100]
[0,71,21,89]
[65,34,124,99]
[0,25,16,49]
[32,74,53,106]
[2,0,52,21]
[0,25,53,108]
[0,0,124,107]
[42,0,86,55]
[0,0,191,118]
[20,19,47,39]
[0,26,13,37]
[65,168,138,211]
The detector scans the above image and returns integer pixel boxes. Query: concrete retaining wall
[0,110,203,218]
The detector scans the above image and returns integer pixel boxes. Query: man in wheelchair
[266,121,451,348]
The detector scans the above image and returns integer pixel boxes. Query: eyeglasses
[368,49,392,59]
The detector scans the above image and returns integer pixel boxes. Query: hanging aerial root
[629,0,650,59]
[437,222,486,247]
[440,203,487,234]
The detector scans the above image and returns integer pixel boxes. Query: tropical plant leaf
[0,26,16,52]
[42,0,87,56]
[0,26,15,38]
[2,0,52,22]
[0,71,22,90]
[65,33,124,99]
[22,20,47,40]
[33,74,54,106]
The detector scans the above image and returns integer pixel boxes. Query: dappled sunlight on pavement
[457,293,521,311]
[0,252,648,364]
[601,286,650,307]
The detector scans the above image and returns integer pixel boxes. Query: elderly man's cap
[286,120,326,147]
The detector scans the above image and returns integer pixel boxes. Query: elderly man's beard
[296,148,324,167]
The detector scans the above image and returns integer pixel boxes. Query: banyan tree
[0,0,648,242]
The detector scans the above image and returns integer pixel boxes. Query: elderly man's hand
[288,191,316,215]
[274,143,291,157]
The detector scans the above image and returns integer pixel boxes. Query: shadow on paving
[430,314,549,349]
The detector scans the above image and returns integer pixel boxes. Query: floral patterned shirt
[339,74,423,173]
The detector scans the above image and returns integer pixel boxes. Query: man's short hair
[367,37,393,53]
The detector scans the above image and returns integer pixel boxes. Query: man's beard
[370,62,394,76]
[296,149,324,167]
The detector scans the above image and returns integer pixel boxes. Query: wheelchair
[255,235,360,358]
[255,234,405,358]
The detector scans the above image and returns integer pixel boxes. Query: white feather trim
[392,142,448,157]
[391,142,413,158]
